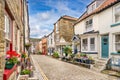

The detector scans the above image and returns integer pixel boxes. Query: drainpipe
[23,0,25,51]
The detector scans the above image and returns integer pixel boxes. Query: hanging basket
[25,43,31,51]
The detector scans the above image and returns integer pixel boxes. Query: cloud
[29,10,58,38]
[29,0,91,38]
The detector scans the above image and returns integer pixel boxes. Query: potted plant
[63,46,72,57]
[37,51,42,55]
[5,57,18,69]
[117,50,120,53]
[74,53,81,62]
[52,52,59,58]
[86,56,92,64]
[21,69,31,75]
[25,43,31,51]
[21,52,27,58]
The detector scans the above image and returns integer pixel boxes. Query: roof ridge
[62,15,78,19]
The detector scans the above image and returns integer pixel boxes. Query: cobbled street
[32,55,119,80]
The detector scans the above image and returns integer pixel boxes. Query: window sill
[111,52,120,55]
[111,22,120,27]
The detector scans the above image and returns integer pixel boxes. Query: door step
[91,59,108,72]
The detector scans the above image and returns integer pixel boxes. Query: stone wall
[59,18,76,42]
[0,0,5,79]
[0,0,28,79]
[54,17,77,43]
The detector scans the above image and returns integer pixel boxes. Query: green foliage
[38,51,42,55]
[75,53,81,58]
[88,56,93,60]
[6,57,18,64]
[52,52,59,58]
[117,50,120,53]
[63,46,72,56]
[70,54,75,58]
[21,52,27,58]
[21,69,31,75]
[80,53,87,57]
[25,43,31,47]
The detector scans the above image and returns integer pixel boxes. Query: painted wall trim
[111,22,120,27]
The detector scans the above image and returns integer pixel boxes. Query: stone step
[91,59,108,72]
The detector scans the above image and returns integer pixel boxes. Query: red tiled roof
[97,0,117,12]
[54,15,78,25]
[62,15,78,21]
[76,0,118,25]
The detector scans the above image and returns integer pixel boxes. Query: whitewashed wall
[98,3,120,58]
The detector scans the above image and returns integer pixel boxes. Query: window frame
[90,38,95,51]
[4,14,11,40]
[85,18,93,32]
[82,38,88,51]
[115,34,120,52]
[115,4,120,23]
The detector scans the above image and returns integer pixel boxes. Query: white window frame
[82,38,88,51]
[90,38,95,51]
[115,4,120,23]
[114,34,120,52]
[5,15,11,40]
[85,19,93,32]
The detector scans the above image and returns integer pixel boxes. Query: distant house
[30,38,41,54]
[41,36,48,55]
[39,40,42,53]
[54,15,78,55]
[47,31,55,55]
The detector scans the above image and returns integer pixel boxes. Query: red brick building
[42,36,48,55]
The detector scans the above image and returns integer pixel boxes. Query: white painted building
[74,0,120,59]
[47,31,55,55]
[98,1,120,59]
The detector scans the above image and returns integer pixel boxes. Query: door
[101,35,109,58]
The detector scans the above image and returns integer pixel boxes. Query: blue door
[101,35,109,58]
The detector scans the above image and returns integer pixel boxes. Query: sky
[28,0,92,38]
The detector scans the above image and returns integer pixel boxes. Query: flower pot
[86,60,92,64]
[5,63,14,69]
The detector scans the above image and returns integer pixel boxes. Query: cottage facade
[74,0,120,59]
[47,31,55,55]
[0,0,29,79]
[54,15,77,55]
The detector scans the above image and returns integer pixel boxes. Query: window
[51,39,52,44]
[5,15,11,40]
[82,39,88,51]
[56,23,59,33]
[115,34,120,51]
[56,35,59,42]
[88,3,96,13]
[90,38,95,51]
[86,19,93,32]
[92,4,95,11]
[115,5,120,23]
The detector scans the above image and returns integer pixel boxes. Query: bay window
[90,38,95,51]
[115,34,120,51]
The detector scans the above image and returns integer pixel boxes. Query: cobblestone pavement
[32,55,119,80]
